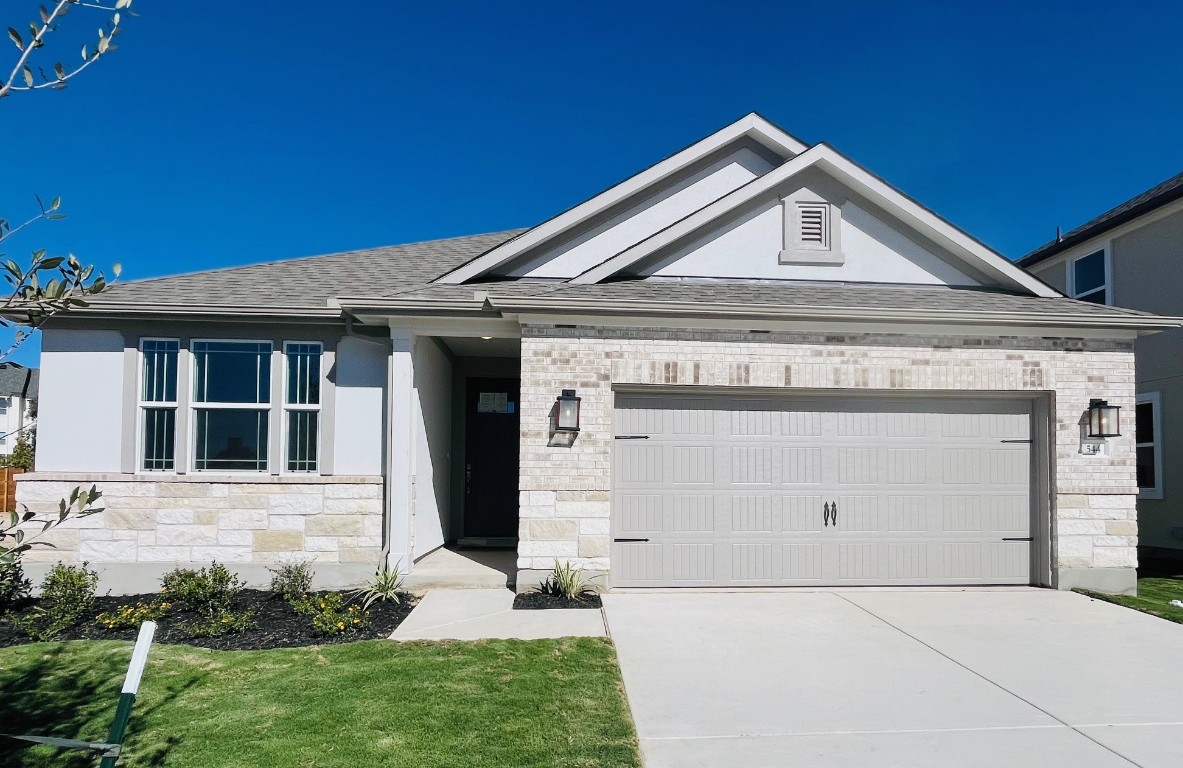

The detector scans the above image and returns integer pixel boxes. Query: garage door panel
[612,393,1034,588]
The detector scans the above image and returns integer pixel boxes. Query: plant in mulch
[0,553,32,613]
[96,598,171,629]
[269,561,314,603]
[11,562,98,640]
[514,560,603,610]
[350,562,404,610]
[161,562,255,638]
[293,592,372,636]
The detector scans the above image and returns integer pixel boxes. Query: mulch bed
[0,589,418,650]
[512,592,602,610]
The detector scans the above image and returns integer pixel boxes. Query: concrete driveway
[603,590,1183,767]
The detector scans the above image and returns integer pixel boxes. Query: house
[16,114,1180,596]
[1019,171,1183,561]
[0,363,38,459]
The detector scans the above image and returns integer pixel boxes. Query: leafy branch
[1,0,132,99]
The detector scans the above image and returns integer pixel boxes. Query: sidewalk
[391,588,607,641]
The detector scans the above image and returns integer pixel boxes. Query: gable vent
[797,203,829,248]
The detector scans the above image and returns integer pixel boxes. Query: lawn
[0,637,641,768]
[1076,577,1183,624]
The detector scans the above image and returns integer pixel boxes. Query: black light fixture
[555,389,581,432]
[1088,399,1122,438]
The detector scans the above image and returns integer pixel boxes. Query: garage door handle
[615,435,650,440]
[823,502,831,526]
[614,538,650,543]
[1001,537,1033,542]
[832,501,838,527]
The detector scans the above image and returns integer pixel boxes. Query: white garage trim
[611,389,1050,588]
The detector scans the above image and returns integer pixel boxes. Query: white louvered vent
[797,203,829,249]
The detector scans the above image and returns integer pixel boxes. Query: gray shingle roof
[1020,170,1183,267]
[0,364,37,399]
[87,228,1160,324]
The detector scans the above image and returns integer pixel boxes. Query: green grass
[0,638,640,768]
[1076,577,1183,624]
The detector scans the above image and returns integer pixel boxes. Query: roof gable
[436,113,807,284]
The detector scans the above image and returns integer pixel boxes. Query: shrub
[96,599,171,630]
[161,562,245,618]
[0,554,32,612]
[294,592,371,636]
[269,561,314,602]
[536,560,596,601]
[182,608,257,638]
[14,562,99,640]
[350,562,403,611]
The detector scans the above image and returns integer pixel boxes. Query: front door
[463,377,520,542]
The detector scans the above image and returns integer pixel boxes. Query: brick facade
[518,324,1138,586]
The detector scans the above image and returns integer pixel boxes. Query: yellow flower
[337,622,345,630]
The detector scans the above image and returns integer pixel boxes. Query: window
[283,342,322,473]
[1136,392,1163,499]
[0,432,7,446]
[140,339,179,471]
[1070,249,1109,305]
[192,341,271,472]
[0,397,9,415]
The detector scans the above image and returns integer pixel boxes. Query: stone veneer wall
[16,473,384,592]
[517,324,1138,592]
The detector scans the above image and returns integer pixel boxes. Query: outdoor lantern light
[555,389,581,432]
[1088,399,1122,438]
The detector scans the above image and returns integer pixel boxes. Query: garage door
[611,393,1033,587]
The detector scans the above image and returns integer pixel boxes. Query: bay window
[140,338,179,471]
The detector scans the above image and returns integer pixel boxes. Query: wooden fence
[2,467,24,513]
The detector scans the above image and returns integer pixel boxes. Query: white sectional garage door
[611,393,1033,587]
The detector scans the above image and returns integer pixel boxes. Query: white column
[388,329,415,571]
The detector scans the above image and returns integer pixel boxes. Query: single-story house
[1018,170,1183,559]
[18,114,1181,595]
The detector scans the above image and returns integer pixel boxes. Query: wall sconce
[555,389,581,432]
[1088,399,1121,438]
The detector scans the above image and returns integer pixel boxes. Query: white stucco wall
[411,337,452,559]
[36,328,125,472]
[333,337,387,476]
[644,199,981,284]
[514,147,776,278]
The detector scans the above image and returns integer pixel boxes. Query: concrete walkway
[603,589,1183,768]
[391,588,606,640]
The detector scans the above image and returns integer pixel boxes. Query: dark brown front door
[463,377,520,540]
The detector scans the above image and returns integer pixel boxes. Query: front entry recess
[461,377,520,546]
[611,393,1034,587]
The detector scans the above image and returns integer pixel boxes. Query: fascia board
[11,302,343,321]
[435,114,808,285]
[572,146,1061,299]
[488,296,1183,331]
[1017,195,1183,272]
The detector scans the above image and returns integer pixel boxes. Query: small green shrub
[14,562,99,640]
[0,554,32,612]
[536,560,596,601]
[96,598,171,629]
[293,592,371,636]
[161,562,245,618]
[350,562,404,611]
[269,561,314,602]
[181,608,257,638]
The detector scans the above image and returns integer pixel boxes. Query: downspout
[344,313,397,569]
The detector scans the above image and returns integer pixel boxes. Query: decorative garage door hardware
[1000,439,1033,444]
[823,501,838,527]
[614,538,651,543]
[614,435,651,439]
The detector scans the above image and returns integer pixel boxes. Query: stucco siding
[1029,259,1068,294]
[517,325,1137,588]
[333,337,388,475]
[411,337,452,559]
[36,328,125,472]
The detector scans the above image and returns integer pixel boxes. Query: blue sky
[3,1,1181,364]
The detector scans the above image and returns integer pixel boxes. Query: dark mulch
[512,592,602,610]
[0,589,417,650]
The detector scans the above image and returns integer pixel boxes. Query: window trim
[137,337,180,472]
[1067,247,1111,306]
[281,340,323,475]
[1137,391,1164,500]
[188,338,274,474]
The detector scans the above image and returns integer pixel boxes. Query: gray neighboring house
[1020,171,1183,559]
[0,362,38,458]
[15,114,1183,596]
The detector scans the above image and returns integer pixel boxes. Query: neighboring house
[16,114,1180,596]
[1020,171,1183,559]
[0,363,38,458]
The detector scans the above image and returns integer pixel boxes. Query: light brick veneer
[518,324,1138,591]
[15,473,384,591]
